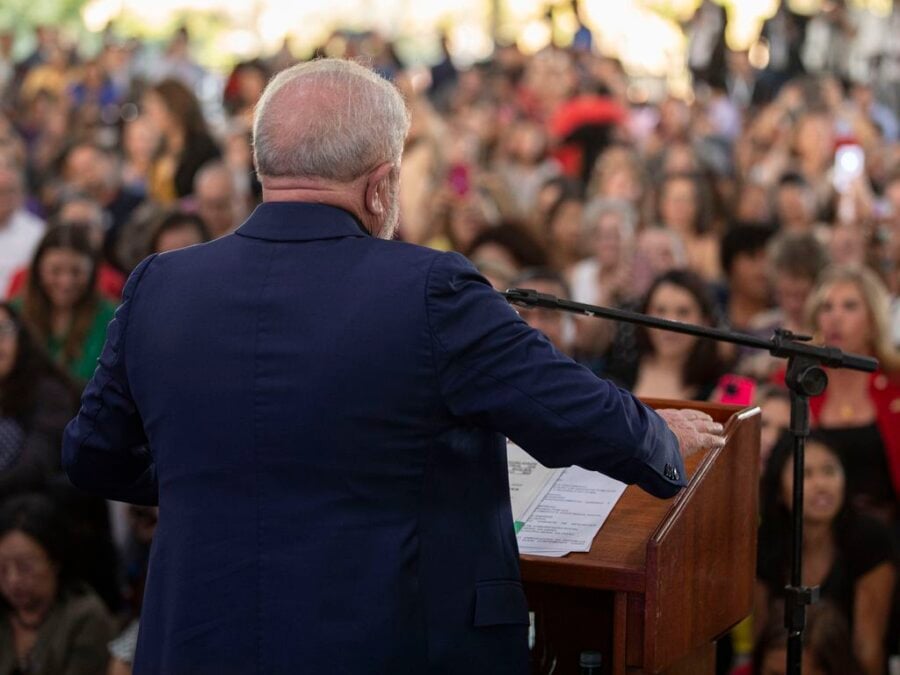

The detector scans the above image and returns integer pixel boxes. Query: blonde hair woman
[803,265,900,523]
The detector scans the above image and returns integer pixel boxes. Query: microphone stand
[503,288,878,675]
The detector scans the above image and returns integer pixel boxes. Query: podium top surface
[519,400,760,593]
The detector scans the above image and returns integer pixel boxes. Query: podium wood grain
[520,399,761,675]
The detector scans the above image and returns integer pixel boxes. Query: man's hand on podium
[656,409,726,459]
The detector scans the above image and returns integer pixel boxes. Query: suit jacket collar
[235,202,371,242]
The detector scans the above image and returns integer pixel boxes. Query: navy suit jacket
[63,202,686,675]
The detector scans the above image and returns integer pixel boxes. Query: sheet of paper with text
[506,440,627,557]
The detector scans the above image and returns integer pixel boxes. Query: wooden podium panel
[521,400,761,675]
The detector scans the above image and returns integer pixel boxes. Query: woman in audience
[545,191,586,271]
[588,144,649,221]
[806,265,900,523]
[569,198,638,308]
[621,269,731,400]
[755,433,895,675]
[566,198,638,363]
[120,116,158,197]
[426,188,497,253]
[142,78,221,205]
[464,221,548,275]
[656,172,721,281]
[630,226,688,300]
[148,210,210,255]
[0,302,77,495]
[0,493,116,675]
[529,175,582,237]
[16,225,116,382]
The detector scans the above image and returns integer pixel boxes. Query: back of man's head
[253,59,410,184]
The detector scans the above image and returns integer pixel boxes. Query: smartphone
[833,144,865,192]
[716,374,756,406]
[448,164,470,197]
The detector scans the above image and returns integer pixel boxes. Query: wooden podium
[521,400,761,675]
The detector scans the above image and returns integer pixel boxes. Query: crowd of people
[1,1,900,673]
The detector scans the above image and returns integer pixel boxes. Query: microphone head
[502,288,539,307]
[503,288,560,308]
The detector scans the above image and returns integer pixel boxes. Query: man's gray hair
[582,198,637,241]
[253,59,410,183]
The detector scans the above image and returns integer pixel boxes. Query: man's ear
[364,162,394,217]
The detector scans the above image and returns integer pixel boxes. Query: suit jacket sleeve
[425,252,687,498]
[62,254,158,506]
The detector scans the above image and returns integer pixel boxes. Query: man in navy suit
[63,59,724,674]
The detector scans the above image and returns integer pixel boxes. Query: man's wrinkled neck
[260,174,374,235]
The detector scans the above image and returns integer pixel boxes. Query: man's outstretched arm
[426,252,723,498]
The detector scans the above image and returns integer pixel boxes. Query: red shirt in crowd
[5,264,126,302]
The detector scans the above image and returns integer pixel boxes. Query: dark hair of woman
[149,78,210,140]
[148,210,210,254]
[758,432,852,569]
[634,269,728,391]
[22,224,100,369]
[146,79,221,199]
[657,171,713,235]
[545,191,585,232]
[465,220,548,269]
[0,494,73,603]
[0,302,77,422]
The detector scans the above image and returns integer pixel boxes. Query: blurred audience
[147,211,209,255]
[624,269,730,401]
[743,601,863,675]
[720,224,774,330]
[0,13,898,673]
[142,78,220,205]
[509,268,575,356]
[804,266,900,523]
[0,164,44,299]
[0,302,77,496]
[15,225,116,382]
[0,493,116,675]
[756,434,895,675]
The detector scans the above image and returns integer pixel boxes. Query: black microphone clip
[502,288,559,308]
